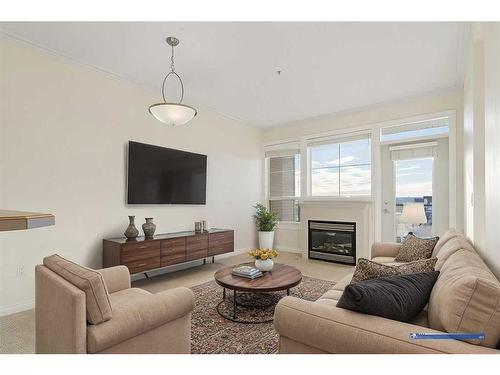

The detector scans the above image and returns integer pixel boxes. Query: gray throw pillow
[395,233,439,262]
[337,271,440,323]
[352,257,438,282]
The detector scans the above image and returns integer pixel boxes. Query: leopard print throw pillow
[394,233,439,262]
[351,257,438,283]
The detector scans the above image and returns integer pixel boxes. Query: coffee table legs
[222,288,237,319]
[233,290,237,319]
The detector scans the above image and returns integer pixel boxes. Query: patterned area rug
[190,276,335,354]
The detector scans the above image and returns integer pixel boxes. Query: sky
[311,139,371,196]
[395,158,433,197]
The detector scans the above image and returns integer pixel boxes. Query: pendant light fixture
[148,37,197,126]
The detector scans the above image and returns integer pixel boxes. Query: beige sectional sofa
[36,258,195,354]
[274,229,500,354]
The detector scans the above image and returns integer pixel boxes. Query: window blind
[390,142,438,161]
[265,143,300,222]
[306,133,371,148]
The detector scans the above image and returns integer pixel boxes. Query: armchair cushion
[87,287,195,353]
[97,266,131,294]
[43,254,112,325]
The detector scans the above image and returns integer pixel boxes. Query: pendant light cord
[170,44,175,72]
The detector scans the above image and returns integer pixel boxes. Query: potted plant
[248,249,279,272]
[253,203,278,249]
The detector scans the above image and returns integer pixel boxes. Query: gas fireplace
[308,220,356,265]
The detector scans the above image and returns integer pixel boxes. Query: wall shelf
[0,210,55,232]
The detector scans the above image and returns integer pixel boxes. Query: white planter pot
[255,258,274,272]
[258,231,275,249]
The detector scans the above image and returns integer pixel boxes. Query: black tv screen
[127,141,207,204]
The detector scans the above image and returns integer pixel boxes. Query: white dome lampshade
[148,102,197,126]
[400,202,427,225]
[149,36,197,126]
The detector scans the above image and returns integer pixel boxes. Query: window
[309,136,371,197]
[266,149,300,222]
[380,116,450,143]
[394,157,433,242]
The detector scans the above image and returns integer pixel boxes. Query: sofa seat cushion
[332,273,354,291]
[428,249,500,348]
[43,254,112,325]
[316,298,339,307]
[87,287,194,353]
[411,309,430,328]
[319,289,343,301]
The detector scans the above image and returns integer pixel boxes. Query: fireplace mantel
[298,200,373,261]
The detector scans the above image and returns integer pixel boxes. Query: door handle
[383,208,390,213]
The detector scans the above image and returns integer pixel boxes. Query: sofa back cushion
[432,228,459,257]
[43,254,112,325]
[428,249,500,348]
[434,236,475,270]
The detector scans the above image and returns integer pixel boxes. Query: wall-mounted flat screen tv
[127,141,207,204]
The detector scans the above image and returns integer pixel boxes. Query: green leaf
[253,203,278,231]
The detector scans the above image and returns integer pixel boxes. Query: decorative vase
[258,231,275,249]
[142,217,156,238]
[255,258,274,272]
[124,215,139,239]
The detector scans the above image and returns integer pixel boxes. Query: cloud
[312,166,370,196]
[325,156,355,167]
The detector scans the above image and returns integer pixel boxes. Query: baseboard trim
[274,245,303,254]
[0,299,34,317]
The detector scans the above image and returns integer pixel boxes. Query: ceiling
[0,22,468,128]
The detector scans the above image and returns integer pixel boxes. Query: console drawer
[208,242,233,256]
[161,237,186,249]
[186,248,207,261]
[161,254,186,266]
[161,238,186,266]
[186,234,208,251]
[209,231,234,247]
[124,256,160,274]
[121,242,160,263]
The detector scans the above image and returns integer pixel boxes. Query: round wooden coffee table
[214,263,302,323]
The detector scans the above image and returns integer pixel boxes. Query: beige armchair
[35,257,195,354]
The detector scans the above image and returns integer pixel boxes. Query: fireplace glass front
[308,220,356,265]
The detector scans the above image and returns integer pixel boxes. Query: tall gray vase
[142,217,156,238]
[124,215,139,239]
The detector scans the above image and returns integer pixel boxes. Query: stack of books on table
[232,265,263,279]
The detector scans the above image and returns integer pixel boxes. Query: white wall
[463,23,500,278]
[0,38,262,315]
